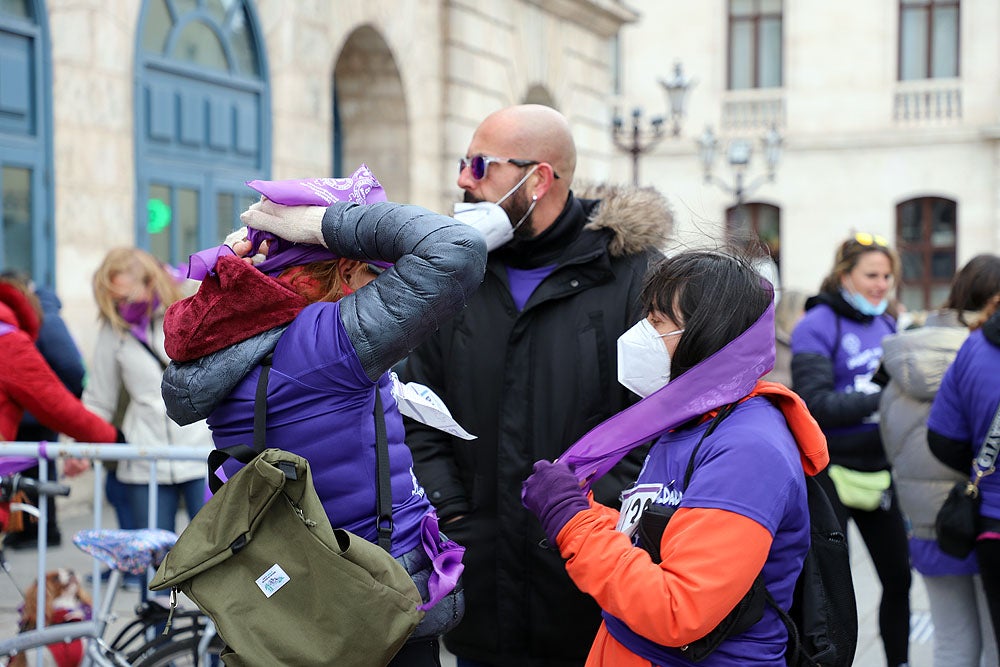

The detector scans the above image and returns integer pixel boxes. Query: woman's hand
[224,226,269,265]
[62,458,90,478]
[239,198,328,247]
[522,460,589,545]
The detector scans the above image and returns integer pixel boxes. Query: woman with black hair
[790,234,911,667]
[927,301,1000,658]
[880,254,1000,667]
[521,250,830,665]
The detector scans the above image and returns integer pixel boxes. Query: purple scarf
[417,514,465,611]
[559,302,776,489]
[118,296,160,346]
[187,166,390,280]
[245,163,385,206]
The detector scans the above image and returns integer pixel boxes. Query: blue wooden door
[0,0,53,286]
[135,0,270,266]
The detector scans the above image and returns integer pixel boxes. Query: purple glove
[521,460,589,545]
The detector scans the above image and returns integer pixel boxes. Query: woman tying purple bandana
[160,168,487,666]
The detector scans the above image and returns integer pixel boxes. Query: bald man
[402,105,673,667]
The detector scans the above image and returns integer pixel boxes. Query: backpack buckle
[278,461,298,480]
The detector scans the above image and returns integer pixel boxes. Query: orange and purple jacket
[554,381,829,666]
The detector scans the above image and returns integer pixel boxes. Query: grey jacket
[879,311,969,539]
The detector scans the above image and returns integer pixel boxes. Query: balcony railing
[721,94,785,133]
[893,84,962,123]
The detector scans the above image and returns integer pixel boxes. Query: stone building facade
[2,0,996,363]
[616,0,1000,309]
[0,0,634,359]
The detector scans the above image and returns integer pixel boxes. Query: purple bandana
[0,456,39,476]
[417,513,465,611]
[186,165,391,280]
[559,302,776,489]
[118,296,159,346]
[246,163,385,206]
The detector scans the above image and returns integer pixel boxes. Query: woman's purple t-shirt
[791,304,894,438]
[605,397,809,665]
[928,329,1000,522]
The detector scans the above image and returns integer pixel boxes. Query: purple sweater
[208,302,431,557]
[928,328,1000,522]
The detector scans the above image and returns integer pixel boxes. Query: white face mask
[616,319,684,398]
[452,166,538,252]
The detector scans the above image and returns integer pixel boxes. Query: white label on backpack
[256,564,290,598]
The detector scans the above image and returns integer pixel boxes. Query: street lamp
[697,124,782,206]
[660,61,696,137]
[698,124,783,275]
[612,61,694,186]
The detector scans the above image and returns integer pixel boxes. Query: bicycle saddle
[73,529,178,575]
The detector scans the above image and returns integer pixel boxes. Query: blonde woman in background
[83,248,210,532]
[790,233,911,667]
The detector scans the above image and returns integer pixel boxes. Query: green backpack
[150,447,423,666]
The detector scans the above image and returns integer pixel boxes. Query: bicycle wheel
[112,605,205,656]
[130,635,225,667]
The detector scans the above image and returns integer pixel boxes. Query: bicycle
[1,470,223,666]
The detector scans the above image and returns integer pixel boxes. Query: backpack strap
[207,354,275,493]
[681,403,737,487]
[131,331,168,371]
[374,387,393,552]
[205,356,395,555]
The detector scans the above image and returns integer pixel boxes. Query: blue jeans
[105,468,137,530]
[126,478,207,532]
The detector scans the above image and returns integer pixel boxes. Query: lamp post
[697,124,782,267]
[612,61,694,186]
[697,124,782,207]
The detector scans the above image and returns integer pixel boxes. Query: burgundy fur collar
[164,255,308,362]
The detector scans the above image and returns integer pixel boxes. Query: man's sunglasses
[852,232,889,248]
[459,154,560,181]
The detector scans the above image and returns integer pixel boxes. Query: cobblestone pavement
[1,472,935,666]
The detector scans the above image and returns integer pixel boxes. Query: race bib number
[616,484,662,538]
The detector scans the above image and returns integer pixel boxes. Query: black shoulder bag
[935,401,1000,559]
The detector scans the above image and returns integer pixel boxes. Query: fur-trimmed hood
[577,184,673,257]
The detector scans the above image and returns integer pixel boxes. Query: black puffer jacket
[402,187,671,666]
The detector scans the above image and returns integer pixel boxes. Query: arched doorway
[135,0,270,266]
[333,26,409,200]
[0,0,54,286]
[896,196,957,311]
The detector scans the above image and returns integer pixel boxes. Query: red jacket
[0,283,116,444]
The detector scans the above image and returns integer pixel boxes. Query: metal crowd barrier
[0,442,213,641]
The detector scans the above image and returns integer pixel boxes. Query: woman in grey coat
[879,254,1000,667]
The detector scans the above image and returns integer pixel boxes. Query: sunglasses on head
[459,154,560,181]
[852,232,889,248]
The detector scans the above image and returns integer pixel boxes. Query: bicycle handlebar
[0,473,71,500]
